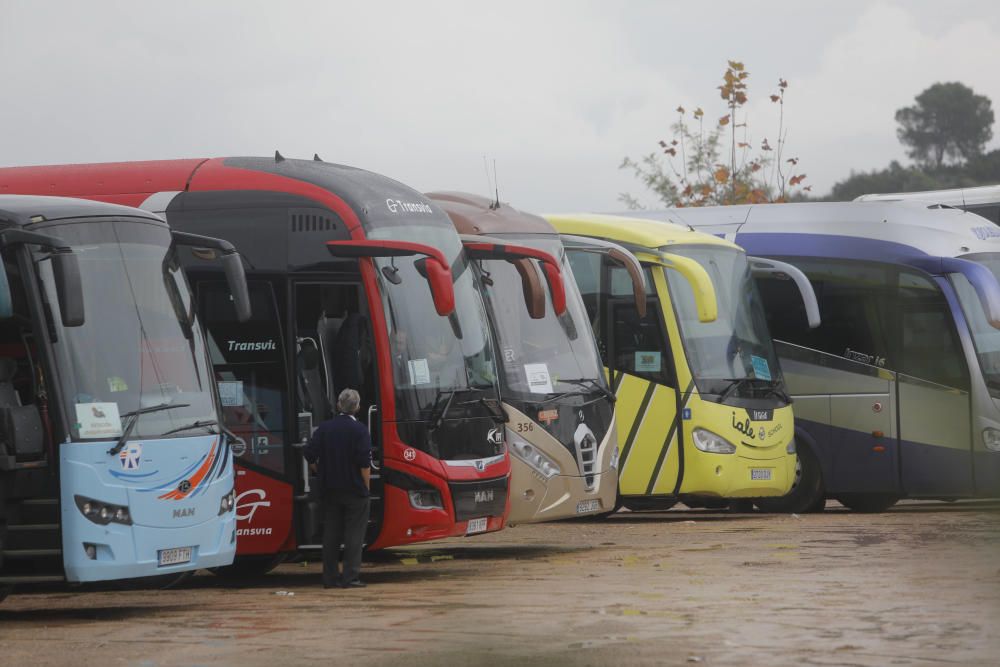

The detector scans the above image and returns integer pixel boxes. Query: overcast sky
[2,1,998,212]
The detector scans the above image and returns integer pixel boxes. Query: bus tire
[209,554,286,579]
[622,498,677,512]
[836,494,899,513]
[755,445,824,514]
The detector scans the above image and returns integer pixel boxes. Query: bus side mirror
[415,257,456,316]
[511,258,546,319]
[0,257,12,320]
[172,231,252,324]
[749,256,821,329]
[0,229,85,327]
[221,252,252,323]
[51,249,85,327]
[911,256,1000,329]
[660,252,718,323]
[559,234,646,317]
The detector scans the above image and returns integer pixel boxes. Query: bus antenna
[490,159,501,210]
[313,153,323,162]
[275,150,285,163]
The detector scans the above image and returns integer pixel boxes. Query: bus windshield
[370,224,498,422]
[478,236,605,402]
[954,253,1000,398]
[37,220,217,441]
[662,244,783,396]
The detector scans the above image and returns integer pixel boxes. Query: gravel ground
[2,500,998,667]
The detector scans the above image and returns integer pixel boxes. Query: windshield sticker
[524,363,554,394]
[107,376,129,393]
[217,381,244,407]
[408,358,431,385]
[635,351,661,372]
[750,355,772,381]
[503,347,516,363]
[75,402,122,439]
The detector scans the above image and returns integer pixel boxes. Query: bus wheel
[622,498,678,512]
[755,446,824,514]
[837,494,899,513]
[210,555,286,579]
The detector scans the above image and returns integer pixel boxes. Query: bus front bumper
[683,452,796,499]
[63,514,237,583]
[507,457,617,524]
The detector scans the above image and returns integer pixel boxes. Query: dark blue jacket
[304,414,372,497]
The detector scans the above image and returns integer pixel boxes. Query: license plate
[466,517,488,535]
[750,468,773,481]
[158,546,193,567]
[576,499,601,514]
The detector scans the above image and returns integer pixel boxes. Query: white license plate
[466,517,488,535]
[750,468,773,481]
[576,499,601,514]
[158,546,193,567]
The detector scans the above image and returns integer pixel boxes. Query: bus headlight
[609,445,620,470]
[509,435,561,479]
[74,495,132,526]
[692,428,737,454]
[218,488,236,515]
[983,428,1000,452]
[786,439,797,454]
[408,489,444,510]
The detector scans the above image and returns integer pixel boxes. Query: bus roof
[631,201,1000,262]
[426,192,555,236]
[0,194,163,226]
[543,212,736,252]
[855,184,1000,207]
[0,156,451,239]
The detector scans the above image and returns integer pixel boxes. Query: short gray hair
[337,388,361,414]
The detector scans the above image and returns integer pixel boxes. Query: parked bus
[652,201,1000,511]
[857,185,1000,225]
[0,195,250,600]
[429,193,639,521]
[544,214,817,510]
[0,156,511,572]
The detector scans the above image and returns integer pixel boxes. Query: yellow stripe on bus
[619,382,678,495]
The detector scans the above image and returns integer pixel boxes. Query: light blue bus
[0,195,251,599]
[634,201,1000,512]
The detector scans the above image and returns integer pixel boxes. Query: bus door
[198,280,294,555]
[292,282,379,546]
[893,271,973,496]
[607,292,681,496]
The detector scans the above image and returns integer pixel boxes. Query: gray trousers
[321,489,370,586]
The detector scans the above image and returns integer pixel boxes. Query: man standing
[304,388,372,589]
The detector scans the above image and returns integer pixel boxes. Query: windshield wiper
[557,378,617,404]
[714,378,756,404]
[160,419,220,438]
[765,382,792,404]
[426,389,456,431]
[108,402,191,456]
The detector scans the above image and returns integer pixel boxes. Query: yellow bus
[547,214,819,510]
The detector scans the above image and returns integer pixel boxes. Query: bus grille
[448,476,508,521]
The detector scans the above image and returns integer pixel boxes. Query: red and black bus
[0,156,511,572]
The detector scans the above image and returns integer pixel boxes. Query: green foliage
[829,150,1000,201]
[620,61,808,208]
[895,82,994,168]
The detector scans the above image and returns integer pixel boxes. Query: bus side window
[566,250,602,329]
[758,259,891,369]
[895,270,970,390]
[609,299,673,387]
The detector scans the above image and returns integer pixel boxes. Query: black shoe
[343,579,366,588]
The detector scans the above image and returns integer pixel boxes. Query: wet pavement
[2,500,999,666]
